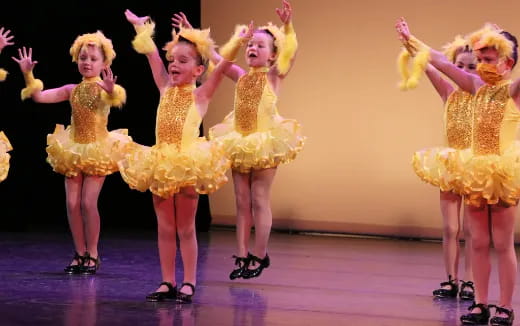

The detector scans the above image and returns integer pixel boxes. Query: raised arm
[425,64,455,103]
[12,47,73,103]
[195,59,232,111]
[125,9,169,91]
[171,12,245,82]
[272,0,298,78]
[396,17,482,94]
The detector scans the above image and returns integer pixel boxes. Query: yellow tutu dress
[444,80,520,206]
[118,84,230,199]
[46,77,134,177]
[412,89,473,192]
[0,131,12,182]
[209,67,305,173]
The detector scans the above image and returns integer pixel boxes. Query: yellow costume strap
[21,70,44,100]
[0,68,7,81]
[276,22,298,75]
[101,84,126,108]
[132,22,157,54]
[0,131,12,151]
[219,24,247,62]
[396,36,430,90]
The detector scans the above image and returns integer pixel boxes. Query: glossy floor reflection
[0,229,518,325]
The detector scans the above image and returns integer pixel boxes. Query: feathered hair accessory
[469,23,513,59]
[442,35,471,63]
[163,27,215,64]
[70,31,116,66]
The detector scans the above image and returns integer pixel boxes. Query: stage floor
[0,228,517,325]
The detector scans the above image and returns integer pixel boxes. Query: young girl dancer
[397,19,520,326]
[12,31,132,275]
[174,0,305,281]
[399,35,476,300]
[0,27,14,182]
[120,9,231,303]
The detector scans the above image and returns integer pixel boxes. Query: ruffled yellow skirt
[443,142,520,206]
[209,116,305,173]
[411,146,461,193]
[0,131,12,182]
[46,124,135,177]
[117,138,230,199]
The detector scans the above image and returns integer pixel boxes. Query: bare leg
[466,203,491,310]
[153,194,177,292]
[490,204,517,312]
[81,175,105,261]
[65,175,86,264]
[439,191,462,283]
[250,168,277,259]
[176,187,199,295]
[232,171,253,257]
[462,204,473,282]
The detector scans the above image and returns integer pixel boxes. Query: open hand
[276,0,292,25]
[0,27,14,52]
[125,9,149,26]
[97,67,117,94]
[171,12,193,30]
[12,47,37,73]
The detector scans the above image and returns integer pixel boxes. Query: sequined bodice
[234,67,279,135]
[70,80,108,144]
[472,81,514,155]
[445,90,473,149]
[156,85,198,148]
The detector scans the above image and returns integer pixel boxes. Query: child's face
[455,52,478,75]
[167,42,204,86]
[245,32,276,67]
[476,47,500,65]
[77,44,106,78]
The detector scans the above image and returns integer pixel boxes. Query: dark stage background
[0,1,214,232]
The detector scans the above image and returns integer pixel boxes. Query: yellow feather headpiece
[163,27,215,64]
[469,23,513,59]
[442,35,471,63]
[257,22,285,54]
[70,31,116,66]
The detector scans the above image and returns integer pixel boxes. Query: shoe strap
[249,254,268,266]
[73,252,84,264]
[489,305,513,317]
[468,302,488,312]
[180,282,196,294]
[460,280,474,291]
[159,282,176,293]
[232,255,250,267]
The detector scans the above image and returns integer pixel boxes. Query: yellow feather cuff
[132,22,157,54]
[219,25,247,62]
[0,69,7,81]
[0,131,13,151]
[397,36,430,90]
[101,85,126,108]
[277,22,298,75]
[397,48,411,90]
[21,71,44,100]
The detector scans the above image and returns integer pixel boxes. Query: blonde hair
[70,31,116,66]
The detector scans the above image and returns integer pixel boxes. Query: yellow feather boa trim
[277,22,298,75]
[100,85,126,108]
[0,68,7,81]
[219,24,247,62]
[21,70,44,100]
[132,22,157,54]
[396,36,430,90]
